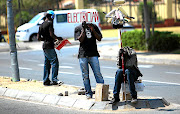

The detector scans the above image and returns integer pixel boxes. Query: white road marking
[25,59,39,63]
[104,76,180,86]
[143,80,180,86]
[101,66,117,69]
[38,64,74,69]
[19,67,32,70]
[102,65,154,69]
[138,65,154,68]
[59,71,80,75]
[165,72,180,75]
[38,64,44,66]
[59,66,74,69]
[62,63,77,66]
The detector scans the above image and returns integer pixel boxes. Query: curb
[0,87,173,112]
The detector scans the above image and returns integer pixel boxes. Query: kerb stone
[16,91,33,100]
[43,95,61,105]
[73,99,95,110]
[4,89,19,98]
[29,92,46,102]
[57,97,77,107]
[0,87,7,96]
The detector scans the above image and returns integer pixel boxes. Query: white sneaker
[131,98,138,103]
[86,94,92,99]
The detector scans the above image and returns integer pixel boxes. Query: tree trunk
[152,0,155,35]
[143,0,150,48]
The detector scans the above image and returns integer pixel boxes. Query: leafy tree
[0,0,62,27]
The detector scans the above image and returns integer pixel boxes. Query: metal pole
[7,0,20,82]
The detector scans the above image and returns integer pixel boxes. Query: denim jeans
[43,49,59,84]
[79,56,104,96]
[113,69,137,100]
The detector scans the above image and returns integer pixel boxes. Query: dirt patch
[0,76,80,95]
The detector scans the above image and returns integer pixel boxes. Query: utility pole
[7,0,20,82]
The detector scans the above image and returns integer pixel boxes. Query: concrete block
[57,97,77,107]
[73,99,95,110]
[16,91,33,100]
[43,95,61,105]
[29,92,46,102]
[90,101,108,110]
[122,92,132,101]
[4,89,19,98]
[0,87,7,96]
[95,83,109,101]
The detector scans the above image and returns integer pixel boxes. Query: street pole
[7,0,20,82]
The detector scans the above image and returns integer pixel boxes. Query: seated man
[110,46,143,104]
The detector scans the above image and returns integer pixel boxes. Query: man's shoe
[86,94,92,99]
[131,98,138,103]
[109,98,120,104]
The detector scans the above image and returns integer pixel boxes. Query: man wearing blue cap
[37,10,63,86]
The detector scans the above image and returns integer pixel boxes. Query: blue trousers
[113,69,137,100]
[43,49,59,84]
[79,56,104,96]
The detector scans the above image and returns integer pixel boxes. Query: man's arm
[37,27,44,41]
[49,22,63,41]
[89,24,102,41]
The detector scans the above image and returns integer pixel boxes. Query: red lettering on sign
[67,13,72,23]
[91,12,99,22]
[67,12,99,23]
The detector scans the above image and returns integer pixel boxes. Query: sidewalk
[1,77,180,113]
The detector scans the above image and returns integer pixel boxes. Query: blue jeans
[113,69,137,100]
[79,56,104,96]
[43,49,59,84]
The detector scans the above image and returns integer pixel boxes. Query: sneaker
[86,94,92,99]
[131,98,138,103]
[109,98,120,104]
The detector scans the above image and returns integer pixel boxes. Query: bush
[121,30,180,52]
[121,30,147,50]
[148,31,180,52]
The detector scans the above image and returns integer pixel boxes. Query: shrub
[121,30,180,52]
[148,31,180,52]
[121,30,147,50]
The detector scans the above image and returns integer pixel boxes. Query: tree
[143,0,150,48]
[0,0,62,27]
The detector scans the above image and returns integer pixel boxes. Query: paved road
[0,42,180,105]
[0,97,103,114]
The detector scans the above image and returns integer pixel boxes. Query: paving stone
[148,99,165,109]
[29,92,46,102]
[105,101,126,110]
[43,95,62,105]
[16,91,33,100]
[131,99,149,109]
[73,99,95,110]
[4,89,19,98]
[57,97,77,107]
[91,101,109,110]
[0,87,7,96]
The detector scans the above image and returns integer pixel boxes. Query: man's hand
[57,37,63,41]
[88,24,94,32]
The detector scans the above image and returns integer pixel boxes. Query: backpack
[117,46,143,77]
